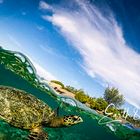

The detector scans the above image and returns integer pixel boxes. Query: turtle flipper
[28,127,48,140]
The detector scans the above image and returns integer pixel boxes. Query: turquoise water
[0,47,140,140]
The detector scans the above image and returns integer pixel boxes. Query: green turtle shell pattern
[0,86,54,130]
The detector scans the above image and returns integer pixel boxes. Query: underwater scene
[1,0,140,140]
[0,47,140,140]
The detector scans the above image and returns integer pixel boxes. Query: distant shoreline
[49,80,140,129]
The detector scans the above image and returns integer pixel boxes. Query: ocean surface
[0,47,140,140]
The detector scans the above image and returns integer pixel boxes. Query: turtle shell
[0,86,54,129]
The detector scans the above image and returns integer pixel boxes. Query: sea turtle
[0,86,83,140]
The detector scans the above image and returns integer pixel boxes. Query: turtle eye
[73,116,83,123]
[73,117,78,121]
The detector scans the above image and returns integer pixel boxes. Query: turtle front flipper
[28,126,48,140]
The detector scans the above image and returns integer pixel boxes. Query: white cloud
[41,0,140,108]
[36,25,44,31]
[18,50,57,81]
[39,44,67,59]
[39,1,52,10]
[13,51,57,81]
[31,61,57,81]
[4,35,56,81]
[2,34,24,53]
[7,34,22,49]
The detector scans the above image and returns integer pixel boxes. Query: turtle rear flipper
[28,126,48,140]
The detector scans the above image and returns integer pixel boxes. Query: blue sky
[0,0,140,113]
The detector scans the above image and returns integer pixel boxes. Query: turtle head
[62,115,83,127]
[46,115,83,128]
[44,107,83,128]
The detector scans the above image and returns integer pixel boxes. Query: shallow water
[0,47,140,140]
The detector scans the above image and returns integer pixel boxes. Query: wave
[0,46,140,140]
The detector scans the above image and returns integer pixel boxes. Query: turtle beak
[79,117,83,123]
[78,116,83,123]
[63,115,83,126]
